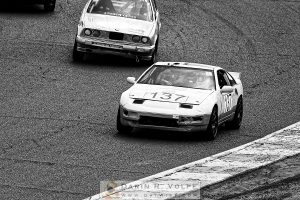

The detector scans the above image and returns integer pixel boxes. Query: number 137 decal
[144,92,188,102]
[223,94,233,113]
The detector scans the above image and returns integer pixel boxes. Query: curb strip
[85,121,300,200]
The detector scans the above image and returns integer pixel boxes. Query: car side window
[217,70,230,89]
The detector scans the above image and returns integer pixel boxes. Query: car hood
[128,84,214,105]
[83,13,154,36]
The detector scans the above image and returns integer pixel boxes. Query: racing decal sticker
[223,94,233,113]
[144,92,188,102]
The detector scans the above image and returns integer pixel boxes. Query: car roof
[154,62,222,71]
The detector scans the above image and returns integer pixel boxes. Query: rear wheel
[44,0,56,12]
[227,97,243,129]
[73,41,85,62]
[205,106,218,140]
[117,107,133,134]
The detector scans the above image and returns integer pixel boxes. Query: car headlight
[178,116,203,125]
[132,35,140,42]
[92,30,100,37]
[78,20,84,27]
[141,37,149,44]
[84,29,92,36]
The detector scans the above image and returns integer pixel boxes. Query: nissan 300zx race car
[73,0,161,63]
[117,62,244,140]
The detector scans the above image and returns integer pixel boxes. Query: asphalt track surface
[0,0,299,199]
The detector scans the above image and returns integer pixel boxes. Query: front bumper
[75,35,155,60]
[119,106,210,132]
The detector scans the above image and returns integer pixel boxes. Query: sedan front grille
[109,32,124,40]
[139,116,178,127]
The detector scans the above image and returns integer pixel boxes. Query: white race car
[73,0,161,63]
[117,62,243,140]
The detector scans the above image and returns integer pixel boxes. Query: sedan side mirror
[127,77,136,84]
[221,85,234,93]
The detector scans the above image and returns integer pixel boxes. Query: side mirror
[221,85,234,93]
[127,77,136,84]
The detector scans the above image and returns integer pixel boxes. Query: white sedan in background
[73,0,161,63]
[117,62,243,140]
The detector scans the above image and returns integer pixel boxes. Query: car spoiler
[229,72,241,80]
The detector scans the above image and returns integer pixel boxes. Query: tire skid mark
[0,115,112,156]
[197,0,257,61]
[0,157,146,174]
[0,183,89,196]
[245,60,299,95]
[0,115,109,129]
[0,38,72,47]
[0,123,77,156]
[158,0,192,60]
[163,16,188,60]
[242,1,299,45]
[177,0,258,61]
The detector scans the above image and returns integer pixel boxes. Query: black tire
[227,97,243,129]
[117,107,133,134]
[44,0,56,12]
[205,106,218,140]
[145,38,158,65]
[73,41,85,62]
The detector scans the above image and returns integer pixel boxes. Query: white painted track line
[84,121,300,200]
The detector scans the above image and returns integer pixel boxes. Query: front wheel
[205,106,218,140]
[117,107,133,134]
[73,41,85,62]
[44,0,56,12]
[149,47,157,64]
[145,38,158,65]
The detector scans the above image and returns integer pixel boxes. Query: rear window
[88,0,153,21]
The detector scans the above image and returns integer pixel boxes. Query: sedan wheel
[205,107,218,140]
[73,41,85,62]
[150,47,157,64]
[145,38,158,65]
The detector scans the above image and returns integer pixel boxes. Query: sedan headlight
[84,29,92,36]
[92,30,100,37]
[132,35,140,42]
[141,37,149,44]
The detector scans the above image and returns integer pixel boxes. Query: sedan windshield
[138,65,215,90]
[88,0,153,21]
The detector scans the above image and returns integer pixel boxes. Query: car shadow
[72,52,152,69]
[115,126,228,143]
[0,2,48,14]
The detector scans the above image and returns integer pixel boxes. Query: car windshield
[138,65,215,90]
[88,0,153,21]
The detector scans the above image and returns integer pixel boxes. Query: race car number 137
[144,92,188,102]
